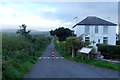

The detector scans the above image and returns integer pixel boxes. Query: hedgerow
[2,34,51,80]
[97,44,120,59]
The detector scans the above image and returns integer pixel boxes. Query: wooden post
[82,54,83,60]
[72,49,74,57]
[88,54,89,59]
[98,51,101,60]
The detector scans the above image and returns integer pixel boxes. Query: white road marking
[61,57,64,59]
[47,57,50,59]
[52,52,54,53]
[56,57,59,59]
[39,57,64,59]
[43,57,46,59]
[39,57,42,59]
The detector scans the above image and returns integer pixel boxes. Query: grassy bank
[54,40,120,71]
[2,34,51,80]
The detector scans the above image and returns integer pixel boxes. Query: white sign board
[79,47,92,54]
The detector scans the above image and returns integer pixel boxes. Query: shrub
[97,44,120,59]
[66,37,90,56]
[116,40,120,45]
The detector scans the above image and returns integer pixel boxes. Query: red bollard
[52,50,54,53]
[52,54,54,59]
[52,50,55,59]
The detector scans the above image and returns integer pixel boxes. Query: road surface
[24,40,119,78]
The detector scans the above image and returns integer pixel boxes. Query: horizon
[1,28,50,32]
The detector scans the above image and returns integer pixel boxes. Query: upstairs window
[95,26,98,33]
[85,37,90,42]
[103,37,108,44]
[103,26,108,34]
[85,26,90,34]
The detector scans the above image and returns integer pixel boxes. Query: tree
[16,24,31,35]
[16,24,33,41]
[16,24,34,56]
[50,27,73,41]
[49,30,55,36]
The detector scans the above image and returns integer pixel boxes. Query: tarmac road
[24,40,119,78]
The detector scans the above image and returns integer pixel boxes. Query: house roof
[73,16,117,28]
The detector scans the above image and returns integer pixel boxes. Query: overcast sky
[0,2,118,31]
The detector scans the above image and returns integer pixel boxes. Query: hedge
[97,44,120,59]
[116,40,120,45]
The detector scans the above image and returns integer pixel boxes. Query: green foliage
[50,27,73,41]
[69,56,120,71]
[16,24,32,42]
[49,30,55,36]
[20,62,32,74]
[97,44,120,59]
[2,34,51,79]
[5,66,22,79]
[66,37,90,55]
[2,35,29,51]
[54,36,90,57]
[54,40,70,58]
[118,32,120,41]
[54,40,120,71]
[116,40,120,45]
[16,24,31,35]
[87,46,96,52]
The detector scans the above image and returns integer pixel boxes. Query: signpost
[79,47,92,60]
[79,47,92,54]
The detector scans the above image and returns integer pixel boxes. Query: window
[103,26,108,34]
[95,26,98,33]
[85,37,90,42]
[103,37,108,44]
[98,39,100,43]
[85,26,90,34]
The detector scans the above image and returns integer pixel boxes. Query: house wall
[108,26,116,45]
[74,25,116,47]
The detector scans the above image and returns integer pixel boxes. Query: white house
[73,16,117,47]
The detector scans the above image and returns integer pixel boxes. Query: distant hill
[1,29,50,36]
[2,29,17,33]
[30,30,50,36]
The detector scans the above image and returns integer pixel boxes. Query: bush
[97,44,120,59]
[2,34,51,79]
[5,66,22,79]
[54,40,71,58]
[116,40,120,45]
[54,36,90,57]
[66,37,90,56]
